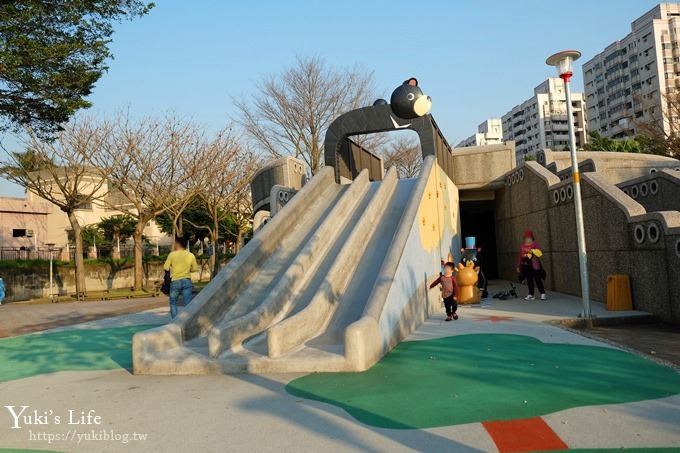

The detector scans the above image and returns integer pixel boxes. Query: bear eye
[407,93,415,101]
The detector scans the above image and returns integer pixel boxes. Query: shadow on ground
[0,324,162,383]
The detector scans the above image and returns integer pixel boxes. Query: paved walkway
[573,322,680,367]
[0,297,168,338]
[0,283,677,452]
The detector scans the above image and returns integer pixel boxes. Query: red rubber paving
[482,417,568,453]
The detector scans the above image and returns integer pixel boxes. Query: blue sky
[0,0,665,196]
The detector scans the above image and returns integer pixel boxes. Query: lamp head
[546,50,581,82]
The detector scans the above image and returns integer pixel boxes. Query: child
[516,230,547,300]
[429,262,459,321]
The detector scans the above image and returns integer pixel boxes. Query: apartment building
[583,3,680,139]
[501,78,587,164]
[456,118,503,147]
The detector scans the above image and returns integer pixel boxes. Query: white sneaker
[540,293,547,300]
[524,295,535,301]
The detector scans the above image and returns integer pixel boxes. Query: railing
[0,247,59,261]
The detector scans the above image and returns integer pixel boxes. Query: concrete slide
[133,156,461,374]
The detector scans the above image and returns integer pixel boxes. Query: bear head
[389,78,432,119]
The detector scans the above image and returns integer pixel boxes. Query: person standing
[429,262,459,321]
[164,236,199,318]
[516,230,547,301]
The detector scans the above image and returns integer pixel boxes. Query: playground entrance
[459,198,498,279]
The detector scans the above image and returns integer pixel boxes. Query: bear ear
[405,77,418,87]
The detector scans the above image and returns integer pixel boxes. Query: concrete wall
[451,142,516,190]
[347,157,461,369]
[538,149,680,184]
[1,260,212,302]
[617,169,680,213]
[495,161,680,322]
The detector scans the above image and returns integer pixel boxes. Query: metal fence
[0,243,231,262]
[0,247,56,261]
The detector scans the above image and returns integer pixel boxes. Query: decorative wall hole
[649,168,657,174]
[278,192,285,201]
[567,185,574,199]
[506,175,512,186]
[640,183,649,197]
[519,169,525,181]
[283,192,290,202]
[560,187,567,202]
[675,167,680,172]
[647,223,660,244]
[623,188,630,196]
[634,224,646,244]
[512,173,518,184]
[631,185,639,199]
[553,190,560,204]
[675,239,680,258]
[650,180,659,195]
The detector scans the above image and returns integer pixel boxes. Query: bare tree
[161,149,205,239]
[0,119,111,298]
[382,135,422,178]
[634,91,680,157]
[234,56,379,174]
[91,113,203,290]
[188,131,260,277]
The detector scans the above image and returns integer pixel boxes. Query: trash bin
[607,274,632,311]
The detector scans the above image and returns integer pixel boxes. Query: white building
[582,3,680,140]
[501,78,587,164]
[23,170,168,254]
[456,118,503,147]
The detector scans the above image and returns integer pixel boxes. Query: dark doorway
[459,199,498,279]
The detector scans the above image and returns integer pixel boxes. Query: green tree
[72,225,106,249]
[98,215,136,258]
[156,198,211,245]
[583,131,644,153]
[0,1,153,138]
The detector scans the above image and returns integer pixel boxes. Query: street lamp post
[47,243,55,302]
[546,50,591,320]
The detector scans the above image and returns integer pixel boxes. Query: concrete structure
[502,78,587,164]
[0,197,51,249]
[250,157,306,232]
[456,118,503,147]
[133,156,463,374]
[496,154,680,323]
[583,3,680,140]
[538,148,680,184]
[133,73,680,376]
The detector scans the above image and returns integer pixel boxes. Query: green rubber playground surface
[0,324,161,383]
[287,334,680,429]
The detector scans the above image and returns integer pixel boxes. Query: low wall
[1,260,212,302]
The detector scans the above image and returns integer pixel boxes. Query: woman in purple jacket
[516,230,547,300]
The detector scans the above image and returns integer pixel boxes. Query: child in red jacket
[429,261,459,321]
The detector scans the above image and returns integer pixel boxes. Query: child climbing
[429,262,459,321]
[516,230,547,300]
